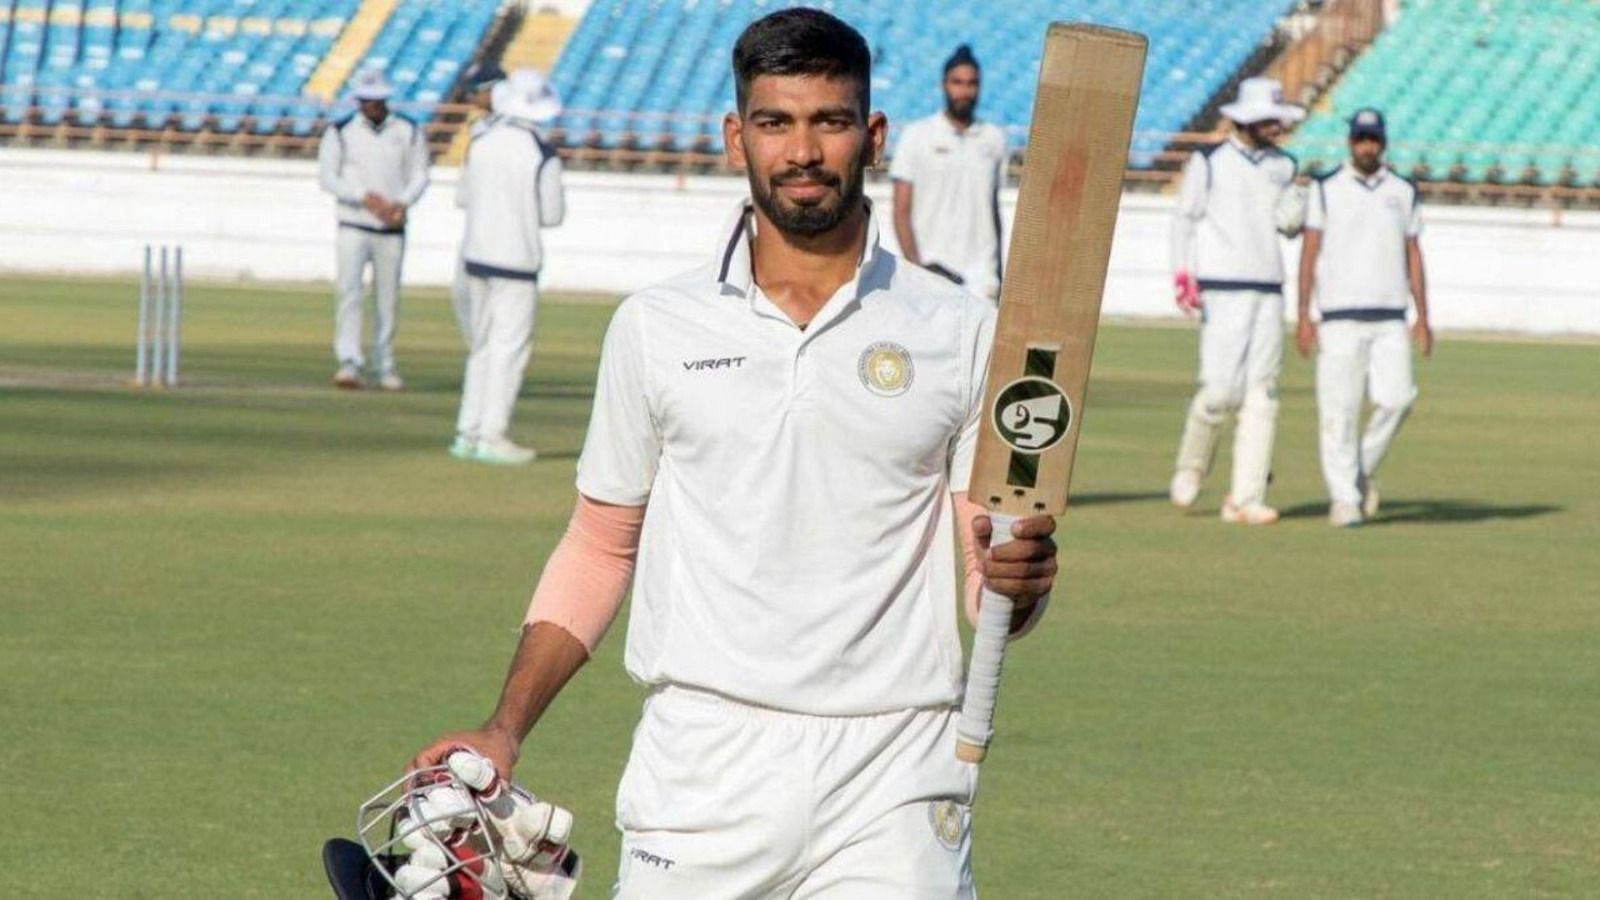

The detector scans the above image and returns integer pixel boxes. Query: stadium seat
[544,0,1298,163]
[1289,0,1600,186]
[0,0,496,136]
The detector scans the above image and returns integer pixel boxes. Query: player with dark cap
[1297,108,1432,527]
[890,43,1009,302]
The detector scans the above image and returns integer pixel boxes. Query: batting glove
[1174,271,1201,314]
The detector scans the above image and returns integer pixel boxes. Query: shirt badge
[858,342,915,397]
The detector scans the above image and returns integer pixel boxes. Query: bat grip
[955,512,1020,764]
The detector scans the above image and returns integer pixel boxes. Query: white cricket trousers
[613,687,977,899]
[450,257,474,348]
[1174,289,1284,506]
[455,275,537,443]
[333,226,405,374]
[1317,319,1417,506]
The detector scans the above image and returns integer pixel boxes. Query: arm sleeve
[317,127,364,206]
[887,125,918,183]
[1169,152,1207,273]
[947,304,996,493]
[952,491,1051,640]
[1405,187,1423,236]
[396,124,430,207]
[574,299,661,505]
[1305,178,1327,231]
[523,496,646,655]
[537,152,566,227]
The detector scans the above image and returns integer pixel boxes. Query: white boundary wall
[1,148,1596,335]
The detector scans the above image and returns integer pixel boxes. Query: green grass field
[3,276,1597,898]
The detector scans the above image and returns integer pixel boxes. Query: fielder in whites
[317,68,431,390]
[409,10,1057,898]
[1297,109,1431,527]
[451,69,566,465]
[889,44,1008,302]
[451,61,509,345]
[1168,78,1307,524]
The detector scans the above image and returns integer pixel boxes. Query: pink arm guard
[953,492,1050,640]
[524,495,646,655]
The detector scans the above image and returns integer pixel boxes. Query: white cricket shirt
[316,111,430,233]
[457,117,565,279]
[576,200,996,716]
[1306,163,1422,317]
[888,113,1008,300]
[1170,137,1297,291]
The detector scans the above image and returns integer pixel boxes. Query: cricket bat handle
[955,512,1019,764]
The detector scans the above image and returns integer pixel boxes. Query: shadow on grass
[1280,498,1562,525]
[1070,491,1169,507]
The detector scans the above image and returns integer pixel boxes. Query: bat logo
[990,376,1073,454]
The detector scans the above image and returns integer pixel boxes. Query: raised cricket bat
[955,24,1146,764]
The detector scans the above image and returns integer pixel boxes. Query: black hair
[944,44,979,75]
[732,8,871,116]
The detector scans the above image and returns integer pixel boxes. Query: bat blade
[969,23,1147,518]
[957,23,1146,765]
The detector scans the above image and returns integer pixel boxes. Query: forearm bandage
[524,496,645,655]
[953,492,1050,640]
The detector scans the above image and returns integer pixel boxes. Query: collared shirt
[457,117,565,279]
[888,112,1008,300]
[576,200,996,716]
[1170,136,1298,290]
[316,111,430,232]
[1306,163,1422,315]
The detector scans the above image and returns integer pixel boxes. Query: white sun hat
[1219,77,1304,125]
[349,68,393,102]
[491,68,563,124]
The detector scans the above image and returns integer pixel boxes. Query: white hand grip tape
[955,512,1019,763]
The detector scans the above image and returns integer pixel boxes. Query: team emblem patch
[990,376,1073,453]
[929,800,966,851]
[858,342,914,397]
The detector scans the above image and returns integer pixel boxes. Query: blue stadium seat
[545,0,1297,162]
[0,0,494,136]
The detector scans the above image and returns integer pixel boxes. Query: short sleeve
[1305,178,1327,230]
[888,123,920,183]
[1405,187,1423,237]
[948,303,997,493]
[575,298,661,505]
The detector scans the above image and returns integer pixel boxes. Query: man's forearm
[1297,232,1321,320]
[1408,244,1429,320]
[894,214,920,264]
[484,622,589,742]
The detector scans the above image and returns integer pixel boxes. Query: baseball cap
[1349,108,1386,141]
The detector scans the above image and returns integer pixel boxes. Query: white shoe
[475,438,537,465]
[1169,469,1202,509]
[1329,502,1364,528]
[333,364,362,390]
[1359,477,1381,519]
[1220,496,1280,525]
[377,371,404,391]
[448,436,477,460]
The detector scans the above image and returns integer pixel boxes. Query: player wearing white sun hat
[1169,77,1307,525]
[317,67,430,390]
[452,69,566,465]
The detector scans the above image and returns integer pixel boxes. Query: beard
[946,96,976,122]
[1244,121,1282,147]
[747,151,867,239]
